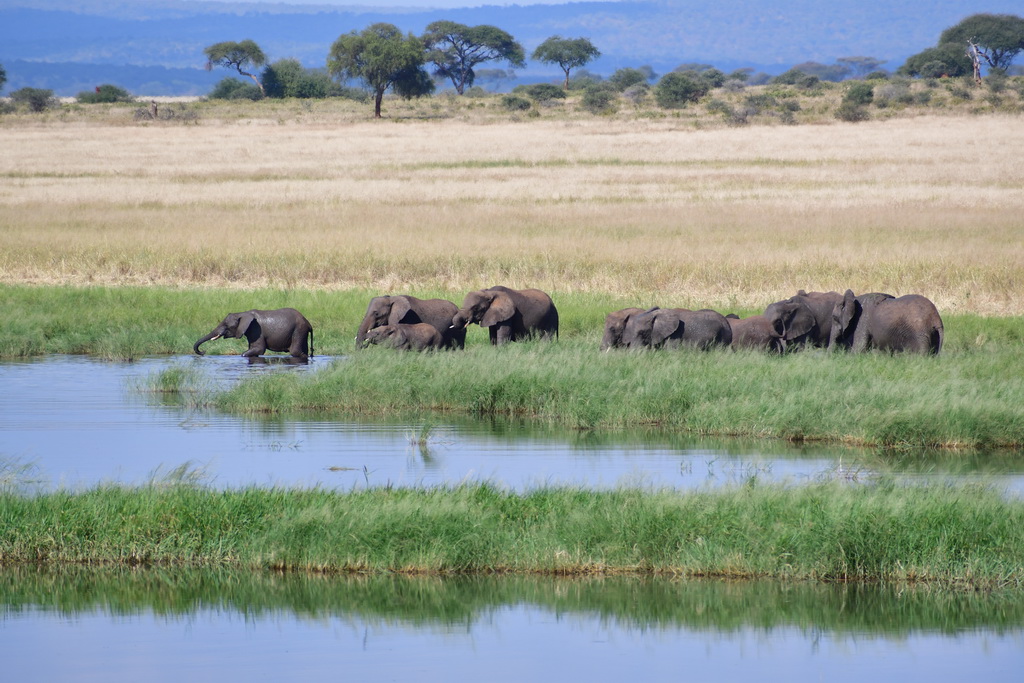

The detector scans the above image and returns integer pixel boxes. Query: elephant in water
[194,308,313,360]
[356,295,465,350]
[363,323,444,351]
[828,290,943,354]
[621,307,732,350]
[726,314,785,353]
[763,290,843,349]
[451,286,558,345]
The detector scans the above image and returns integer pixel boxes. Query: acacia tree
[422,21,525,95]
[204,40,268,96]
[532,36,601,89]
[940,13,1024,72]
[328,23,433,118]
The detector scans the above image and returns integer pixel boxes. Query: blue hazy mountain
[1,0,1020,95]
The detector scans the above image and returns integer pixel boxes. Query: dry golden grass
[1,106,1022,313]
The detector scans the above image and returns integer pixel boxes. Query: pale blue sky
[204,0,623,7]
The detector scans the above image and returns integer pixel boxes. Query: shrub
[500,95,532,111]
[580,84,618,114]
[843,82,874,106]
[464,86,488,98]
[516,83,566,102]
[865,71,889,81]
[608,67,649,92]
[835,101,869,122]
[9,87,57,112]
[262,59,340,99]
[654,72,709,109]
[76,84,134,104]
[622,83,649,105]
[773,68,820,89]
[209,78,263,101]
[874,83,914,108]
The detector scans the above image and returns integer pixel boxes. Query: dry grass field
[2,102,1022,314]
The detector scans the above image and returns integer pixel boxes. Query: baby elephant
[726,314,785,353]
[194,308,313,360]
[364,323,444,351]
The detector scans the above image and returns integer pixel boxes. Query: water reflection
[2,355,1023,494]
[2,566,1022,682]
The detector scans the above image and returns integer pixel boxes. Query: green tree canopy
[654,72,709,109]
[204,40,268,96]
[532,36,601,89]
[328,23,433,118]
[76,84,134,104]
[422,21,525,95]
[898,44,971,78]
[939,13,1024,71]
[0,63,6,94]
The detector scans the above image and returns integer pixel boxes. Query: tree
[422,21,525,95]
[204,40,268,96]
[532,36,600,89]
[939,13,1024,72]
[262,59,339,99]
[77,84,134,104]
[0,63,6,94]
[898,44,971,78]
[328,23,434,118]
[837,56,887,79]
[608,67,649,92]
[10,87,57,113]
[654,72,708,109]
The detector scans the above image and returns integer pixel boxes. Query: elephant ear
[481,293,515,327]
[779,303,813,341]
[236,312,258,339]
[837,289,858,335]
[651,311,681,345]
[389,296,415,325]
[771,317,786,337]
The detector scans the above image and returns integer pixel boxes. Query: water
[3,355,1022,494]
[2,567,1023,683]
[2,355,1022,680]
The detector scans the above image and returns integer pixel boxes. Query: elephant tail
[309,329,315,358]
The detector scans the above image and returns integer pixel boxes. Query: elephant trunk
[193,331,222,356]
[355,316,377,349]
[451,310,471,330]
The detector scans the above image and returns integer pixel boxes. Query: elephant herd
[192,286,943,360]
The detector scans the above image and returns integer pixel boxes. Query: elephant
[194,308,313,360]
[828,289,943,354]
[363,323,444,351]
[356,295,465,350]
[451,286,559,345]
[601,307,647,350]
[763,290,843,349]
[725,314,785,353]
[621,307,733,350]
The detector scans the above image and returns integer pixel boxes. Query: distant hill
[2,0,1021,95]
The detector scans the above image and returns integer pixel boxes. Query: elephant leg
[494,325,515,345]
[243,337,268,357]
[288,331,309,360]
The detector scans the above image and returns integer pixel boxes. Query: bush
[580,84,618,114]
[874,83,914,108]
[835,101,869,122]
[262,59,339,99]
[76,84,134,104]
[622,83,649,105]
[865,71,890,81]
[209,78,263,101]
[608,67,649,92]
[654,72,709,109]
[773,68,820,88]
[501,95,532,111]
[516,83,567,102]
[843,82,874,106]
[9,87,57,112]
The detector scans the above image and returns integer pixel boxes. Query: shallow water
[2,566,1023,683]
[2,355,1023,680]
[2,355,1022,494]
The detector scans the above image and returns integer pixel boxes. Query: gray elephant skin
[763,290,843,349]
[356,295,465,350]
[601,307,646,350]
[363,323,444,351]
[726,314,785,353]
[452,286,559,345]
[194,308,313,359]
[828,289,943,354]
[620,307,733,350]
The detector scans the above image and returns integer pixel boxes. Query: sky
[203,0,624,6]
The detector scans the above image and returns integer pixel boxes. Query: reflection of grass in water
[4,566,1024,634]
[2,479,1023,588]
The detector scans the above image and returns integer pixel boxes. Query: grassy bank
[3,284,1023,448]
[2,479,1022,588]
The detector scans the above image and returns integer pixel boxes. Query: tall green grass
[2,480,1022,587]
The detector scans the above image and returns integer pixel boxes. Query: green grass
[4,283,1024,448]
[2,478,1022,588]
[5,565,1023,633]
